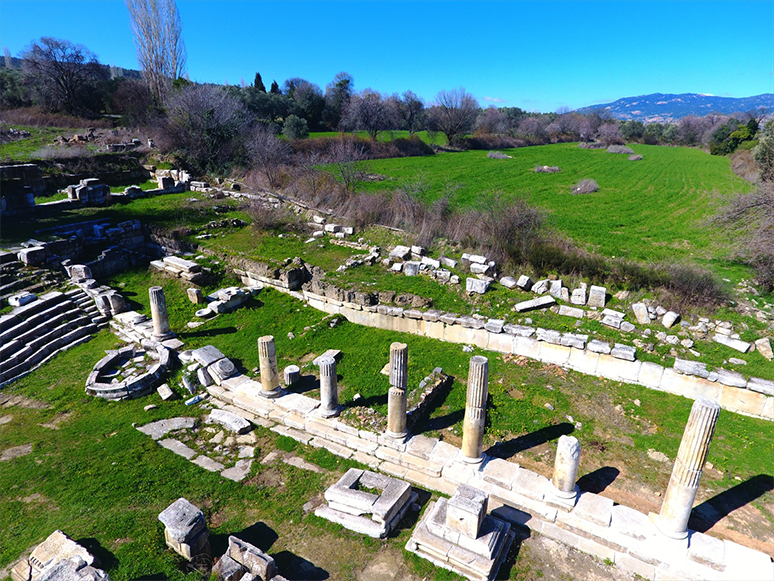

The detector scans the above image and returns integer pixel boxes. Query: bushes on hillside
[572,179,599,194]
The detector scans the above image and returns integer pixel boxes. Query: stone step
[92,315,110,326]
[0,323,97,386]
[0,315,93,374]
[0,302,80,346]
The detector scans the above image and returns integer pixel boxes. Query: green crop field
[362,143,752,264]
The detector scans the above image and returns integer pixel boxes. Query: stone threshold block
[315,468,417,538]
[406,496,515,581]
[158,497,210,560]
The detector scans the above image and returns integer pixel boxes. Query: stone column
[461,356,488,463]
[257,335,281,398]
[284,365,301,387]
[656,397,721,540]
[317,356,339,417]
[386,342,408,439]
[548,435,581,508]
[149,286,173,340]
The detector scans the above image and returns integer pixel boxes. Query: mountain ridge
[575,92,773,122]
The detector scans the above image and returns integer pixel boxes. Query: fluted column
[257,335,281,398]
[386,342,409,439]
[149,286,173,340]
[461,356,488,463]
[656,397,721,539]
[318,356,340,417]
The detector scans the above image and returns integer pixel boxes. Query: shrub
[534,165,560,173]
[578,142,606,149]
[607,145,635,154]
[487,151,511,159]
[282,115,308,140]
[572,179,598,194]
[628,154,643,161]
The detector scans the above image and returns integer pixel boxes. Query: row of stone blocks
[206,382,774,581]
[249,279,774,421]
[150,255,207,285]
[0,290,99,386]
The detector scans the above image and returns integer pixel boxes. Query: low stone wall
[239,274,774,422]
[86,343,172,400]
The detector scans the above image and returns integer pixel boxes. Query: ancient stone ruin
[406,484,515,581]
[10,530,108,581]
[157,497,211,560]
[315,468,417,538]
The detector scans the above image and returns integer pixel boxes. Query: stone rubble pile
[10,530,108,581]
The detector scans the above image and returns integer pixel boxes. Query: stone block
[597,353,641,382]
[482,458,518,490]
[212,554,246,581]
[228,535,277,579]
[638,362,665,389]
[561,332,588,350]
[570,288,587,306]
[512,468,547,501]
[192,455,224,472]
[157,383,176,400]
[484,319,504,333]
[747,377,774,397]
[722,538,774,581]
[499,276,518,289]
[611,344,636,361]
[662,311,680,329]
[754,337,773,360]
[567,348,599,375]
[587,285,606,308]
[615,552,656,580]
[687,531,725,571]
[540,342,571,365]
[208,409,252,434]
[446,485,488,538]
[512,335,541,359]
[514,295,555,312]
[610,504,652,541]
[466,278,491,295]
[503,323,535,337]
[192,345,225,367]
[403,261,421,276]
[158,438,197,460]
[558,305,585,318]
[632,303,650,325]
[405,434,438,460]
[715,368,747,388]
[712,334,751,353]
[158,498,208,544]
[516,275,533,291]
[573,492,613,527]
[674,358,709,378]
[587,339,612,354]
[137,417,196,440]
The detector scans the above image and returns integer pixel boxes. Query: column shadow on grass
[75,538,117,571]
[688,473,774,533]
[209,521,280,556]
[178,326,238,339]
[386,487,433,539]
[577,466,620,494]
[485,422,575,460]
[272,551,328,580]
[288,374,321,395]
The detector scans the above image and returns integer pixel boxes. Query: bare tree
[248,127,291,189]
[328,137,369,194]
[475,106,508,134]
[324,71,353,130]
[753,118,774,182]
[427,87,479,146]
[162,84,251,174]
[125,0,186,103]
[342,89,394,140]
[391,90,425,135]
[21,37,106,114]
[715,180,774,289]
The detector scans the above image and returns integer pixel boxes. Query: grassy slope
[362,143,752,263]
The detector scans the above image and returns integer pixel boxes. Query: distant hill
[1,56,142,80]
[575,93,774,123]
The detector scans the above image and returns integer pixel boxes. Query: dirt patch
[0,394,50,409]
[38,412,73,430]
[246,467,285,489]
[357,550,423,581]
[0,443,33,461]
[299,353,318,365]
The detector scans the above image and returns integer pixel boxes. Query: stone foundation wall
[241,274,774,422]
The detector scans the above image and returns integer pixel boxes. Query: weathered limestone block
[570,287,587,305]
[516,275,533,291]
[187,288,205,304]
[10,530,97,581]
[631,303,650,325]
[284,364,301,386]
[587,285,606,308]
[514,295,555,312]
[558,305,584,318]
[208,409,251,434]
[158,498,210,560]
[713,334,750,353]
[227,535,277,580]
[662,311,680,329]
[755,337,773,360]
[466,278,491,295]
[499,276,518,289]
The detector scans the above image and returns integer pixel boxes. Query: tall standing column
[548,435,581,508]
[257,335,281,398]
[386,342,408,439]
[461,356,488,463]
[317,356,339,417]
[149,286,173,340]
[656,397,721,539]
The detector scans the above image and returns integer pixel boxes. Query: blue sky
[1,1,772,112]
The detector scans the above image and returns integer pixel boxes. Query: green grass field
[309,130,446,145]
[362,143,752,264]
